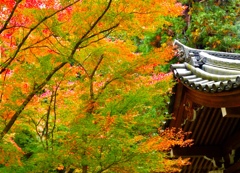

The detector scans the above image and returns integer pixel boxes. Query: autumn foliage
[0,0,191,172]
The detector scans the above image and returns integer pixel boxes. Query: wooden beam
[224,161,240,173]
[172,146,224,158]
[223,131,240,151]
[185,87,240,108]
[221,107,240,118]
[169,82,186,128]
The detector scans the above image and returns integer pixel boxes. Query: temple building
[169,40,240,173]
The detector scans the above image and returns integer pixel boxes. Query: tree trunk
[82,165,88,173]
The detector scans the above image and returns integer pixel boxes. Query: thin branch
[42,23,69,55]
[90,55,104,79]
[0,0,22,34]
[36,114,46,127]
[46,36,66,56]
[89,55,104,100]
[130,11,160,15]
[45,91,55,150]
[82,52,93,65]
[0,62,67,139]
[97,153,135,173]
[71,58,89,78]
[0,71,8,103]
[78,35,108,49]
[70,0,113,57]
[0,0,81,74]
[22,34,53,51]
[22,46,60,55]
[80,0,113,42]
[95,63,140,101]
[50,85,59,150]
[4,25,30,30]
[52,34,69,49]
[95,77,119,100]
[83,23,120,43]
[30,117,45,147]
[78,24,119,49]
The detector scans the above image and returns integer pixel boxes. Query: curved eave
[171,63,240,93]
[174,40,240,60]
[185,84,240,107]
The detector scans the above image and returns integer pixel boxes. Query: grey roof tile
[171,40,240,93]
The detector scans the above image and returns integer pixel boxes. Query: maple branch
[95,62,140,101]
[95,77,119,101]
[0,0,81,74]
[23,46,61,55]
[70,0,113,56]
[81,0,113,41]
[21,34,53,50]
[89,55,104,100]
[71,58,89,78]
[31,114,46,147]
[78,23,120,49]
[0,71,8,103]
[50,85,59,151]
[130,11,160,15]
[0,0,22,34]
[3,25,30,30]
[52,35,69,49]
[70,51,101,79]
[78,35,108,49]
[95,65,138,101]
[46,35,67,56]
[0,62,67,139]
[90,55,104,79]
[82,53,94,66]
[84,23,120,42]
[41,23,69,55]
[97,153,136,173]
[45,91,55,150]
[97,162,116,173]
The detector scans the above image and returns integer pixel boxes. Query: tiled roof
[171,40,240,93]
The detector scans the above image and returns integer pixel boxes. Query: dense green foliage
[179,0,240,52]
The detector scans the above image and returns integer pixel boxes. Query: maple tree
[0,0,192,172]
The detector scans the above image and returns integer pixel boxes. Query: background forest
[0,0,239,173]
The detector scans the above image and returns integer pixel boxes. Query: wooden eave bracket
[181,97,204,126]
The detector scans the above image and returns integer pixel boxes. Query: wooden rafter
[171,146,224,158]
